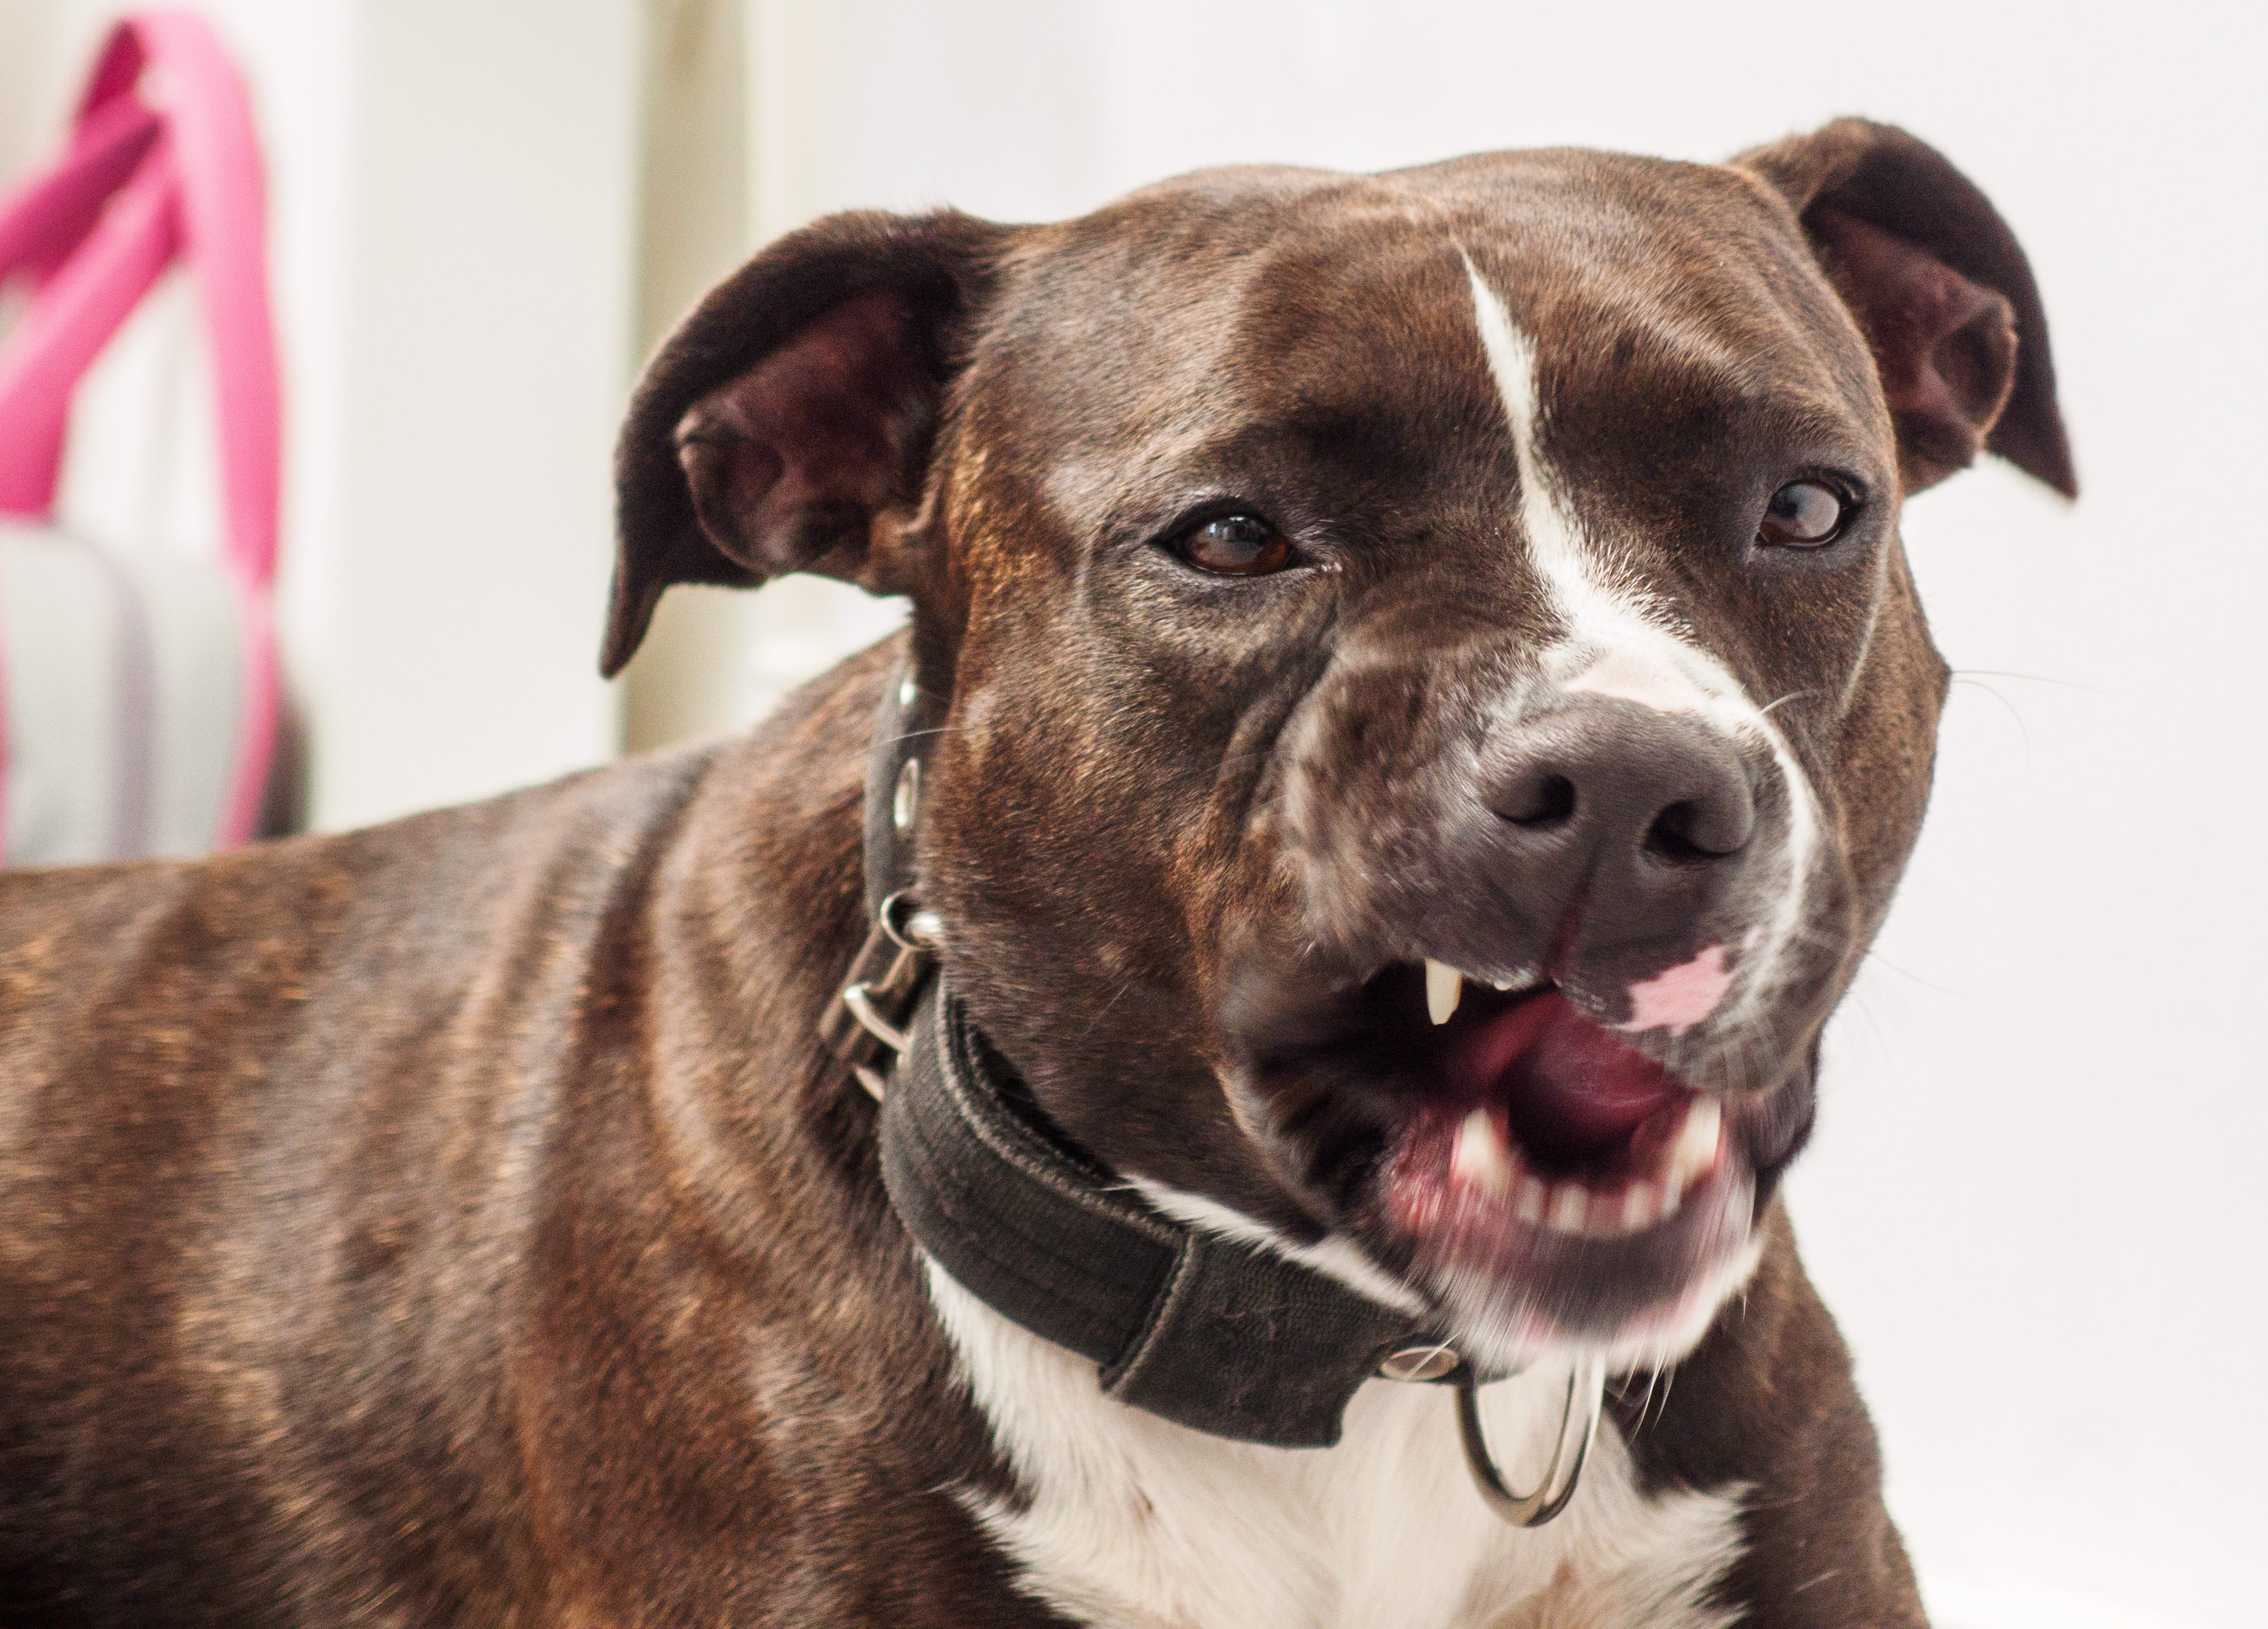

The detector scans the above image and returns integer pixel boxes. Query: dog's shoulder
[0,640,948,1626]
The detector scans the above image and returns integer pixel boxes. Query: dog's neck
[832,657,1485,1449]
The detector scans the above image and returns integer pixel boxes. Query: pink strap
[0,96,161,285]
[0,142,182,516]
[0,12,282,846]
[0,12,280,588]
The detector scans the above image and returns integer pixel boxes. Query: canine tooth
[1451,1109,1513,1198]
[1425,959,1464,1025]
[1548,1183,1588,1233]
[1666,1097,1724,1199]
[1678,1096,1724,1174]
[1515,1174,1548,1225]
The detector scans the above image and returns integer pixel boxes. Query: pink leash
[0,11,282,849]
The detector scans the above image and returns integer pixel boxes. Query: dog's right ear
[1734,119,2075,500]
[604,210,1013,676]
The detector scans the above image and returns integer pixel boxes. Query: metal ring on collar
[1453,1355,1605,1528]
[878,888,944,952]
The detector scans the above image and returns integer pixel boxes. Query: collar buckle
[821,888,942,1100]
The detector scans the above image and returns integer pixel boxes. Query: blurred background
[1,1,2261,1622]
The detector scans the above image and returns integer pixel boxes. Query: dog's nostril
[1644,797,1750,862]
[1497,772,1578,828]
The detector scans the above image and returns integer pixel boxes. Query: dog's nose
[1481,697,1756,931]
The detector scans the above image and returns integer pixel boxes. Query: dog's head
[610,120,2071,1373]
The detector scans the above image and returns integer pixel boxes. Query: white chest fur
[925,1263,1747,1629]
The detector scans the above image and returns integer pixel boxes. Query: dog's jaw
[1138,1156,1771,1381]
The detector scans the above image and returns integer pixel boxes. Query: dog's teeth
[1425,959,1464,1025]
[1657,1174,1686,1223]
[1451,1109,1513,1197]
[1515,1173,1549,1225]
[1547,1183,1589,1233]
[1619,1182,1659,1234]
[1665,1097,1723,1202]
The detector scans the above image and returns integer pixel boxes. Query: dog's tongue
[1448,992,1682,1162]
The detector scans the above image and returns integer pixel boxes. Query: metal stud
[1377,1342,1461,1383]
[893,757,921,833]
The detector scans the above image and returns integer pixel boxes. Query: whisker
[1859,948,1968,999]
[1759,688,1825,718]
[1072,980,1133,1045]
[1844,987,1896,1076]
[1952,666,2112,699]
[1947,676,2032,765]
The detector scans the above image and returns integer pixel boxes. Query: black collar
[881,983,1442,1445]
[823,655,1466,1449]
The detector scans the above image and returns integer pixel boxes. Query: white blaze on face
[1461,257,1821,1021]
[1566,645,1708,715]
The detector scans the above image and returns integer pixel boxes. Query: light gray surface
[0,519,243,864]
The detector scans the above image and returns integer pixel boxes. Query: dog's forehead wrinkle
[1327,619,1514,683]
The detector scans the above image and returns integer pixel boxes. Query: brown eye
[1757,481,1850,548]
[1172,514,1296,576]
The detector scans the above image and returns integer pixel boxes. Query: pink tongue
[1449,993,1681,1161]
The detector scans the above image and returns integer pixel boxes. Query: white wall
[0,0,638,830]
[720,2,2263,1623]
[312,0,636,827]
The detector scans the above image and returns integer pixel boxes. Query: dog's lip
[1379,1111,1759,1350]
[1368,1028,1762,1351]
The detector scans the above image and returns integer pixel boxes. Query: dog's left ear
[604,209,1014,675]
[1735,119,2075,499]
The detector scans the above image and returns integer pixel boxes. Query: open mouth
[1238,956,1787,1356]
[1399,965,1725,1240]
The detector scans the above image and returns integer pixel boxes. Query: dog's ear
[1734,119,2075,499]
[604,210,1013,675]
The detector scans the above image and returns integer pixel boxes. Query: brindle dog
[0,119,2069,1626]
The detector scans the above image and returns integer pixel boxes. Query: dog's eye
[1756,481,1850,548]
[1171,514,1296,576]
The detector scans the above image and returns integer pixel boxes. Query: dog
[0,117,2071,1627]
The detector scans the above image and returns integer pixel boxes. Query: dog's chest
[926,1268,1746,1629]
